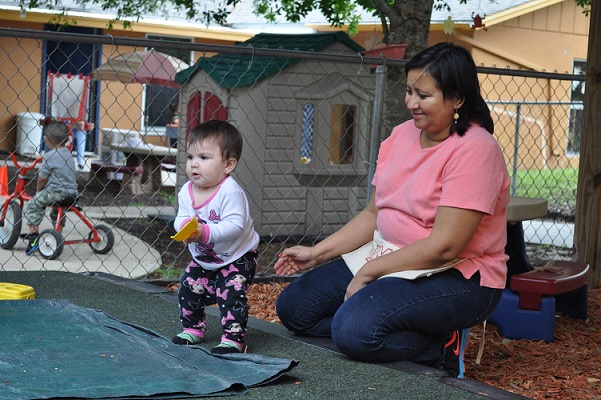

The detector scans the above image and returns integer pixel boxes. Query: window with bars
[567,60,585,156]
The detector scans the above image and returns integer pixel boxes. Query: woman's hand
[344,271,374,301]
[274,246,318,276]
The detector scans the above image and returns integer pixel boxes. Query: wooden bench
[88,160,144,195]
[488,260,589,342]
[161,162,176,173]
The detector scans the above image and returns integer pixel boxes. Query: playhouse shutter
[186,92,202,139]
[203,92,228,121]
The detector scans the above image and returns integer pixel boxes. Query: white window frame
[141,34,193,137]
[295,75,371,177]
[566,59,586,157]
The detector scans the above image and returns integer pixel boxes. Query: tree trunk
[376,0,434,137]
[574,0,600,288]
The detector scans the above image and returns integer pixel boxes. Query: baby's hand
[184,227,203,244]
[171,218,199,242]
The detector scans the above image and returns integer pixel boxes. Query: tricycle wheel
[38,229,64,260]
[88,224,114,254]
[0,200,22,250]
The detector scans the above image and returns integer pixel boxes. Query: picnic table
[505,196,548,283]
[109,142,176,191]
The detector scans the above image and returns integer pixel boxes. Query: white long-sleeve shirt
[174,177,259,270]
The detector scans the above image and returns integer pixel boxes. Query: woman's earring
[453,109,459,124]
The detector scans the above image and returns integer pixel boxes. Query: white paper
[341,230,464,280]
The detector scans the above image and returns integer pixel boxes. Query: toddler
[172,120,259,354]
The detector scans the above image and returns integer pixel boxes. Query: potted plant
[362,44,408,69]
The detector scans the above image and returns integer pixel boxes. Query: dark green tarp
[0,299,299,399]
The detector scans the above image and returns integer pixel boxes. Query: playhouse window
[295,78,368,181]
[328,104,355,165]
[300,103,315,164]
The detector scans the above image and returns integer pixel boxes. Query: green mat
[0,299,299,399]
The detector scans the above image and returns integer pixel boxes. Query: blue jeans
[72,127,87,168]
[276,259,502,364]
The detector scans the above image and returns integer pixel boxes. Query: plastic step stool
[510,260,589,313]
[488,261,589,342]
[0,282,35,300]
[488,289,556,342]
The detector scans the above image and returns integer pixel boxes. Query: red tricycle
[0,152,114,260]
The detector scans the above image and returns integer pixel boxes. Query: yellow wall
[453,1,589,170]
[0,15,240,153]
[0,20,44,152]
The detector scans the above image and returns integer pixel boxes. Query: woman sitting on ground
[273,42,511,378]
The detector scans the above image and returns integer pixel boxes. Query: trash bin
[15,111,44,157]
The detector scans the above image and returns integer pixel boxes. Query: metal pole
[366,65,386,206]
[511,102,522,195]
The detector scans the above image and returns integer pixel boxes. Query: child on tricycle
[23,121,78,255]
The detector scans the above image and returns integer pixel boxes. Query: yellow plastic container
[0,282,35,300]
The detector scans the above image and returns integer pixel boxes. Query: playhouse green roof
[174,31,365,89]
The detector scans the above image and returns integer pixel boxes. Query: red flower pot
[362,44,408,69]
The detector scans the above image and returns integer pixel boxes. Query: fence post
[367,65,386,206]
[511,102,522,195]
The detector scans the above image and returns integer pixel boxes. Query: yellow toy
[0,282,35,300]
[171,218,199,241]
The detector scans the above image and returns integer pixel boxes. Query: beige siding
[229,85,268,231]
[502,1,588,35]
[247,51,373,236]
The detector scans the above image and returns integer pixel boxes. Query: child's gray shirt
[39,147,78,196]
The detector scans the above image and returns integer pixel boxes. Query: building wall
[428,0,589,171]
[229,84,268,233]
[0,20,44,153]
[0,14,244,154]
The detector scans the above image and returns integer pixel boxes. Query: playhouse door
[185,91,228,139]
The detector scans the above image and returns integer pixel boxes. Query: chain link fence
[0,28,582,280]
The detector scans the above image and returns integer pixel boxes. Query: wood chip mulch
[463,286,601,400]
[169,281,600,399]
[246,282,601,400]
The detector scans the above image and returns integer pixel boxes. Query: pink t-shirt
[373,121,511,289]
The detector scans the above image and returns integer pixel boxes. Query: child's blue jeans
[276,259,502,365]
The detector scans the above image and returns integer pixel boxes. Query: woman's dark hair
[188,120,243,161]
[404,42,494,135]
